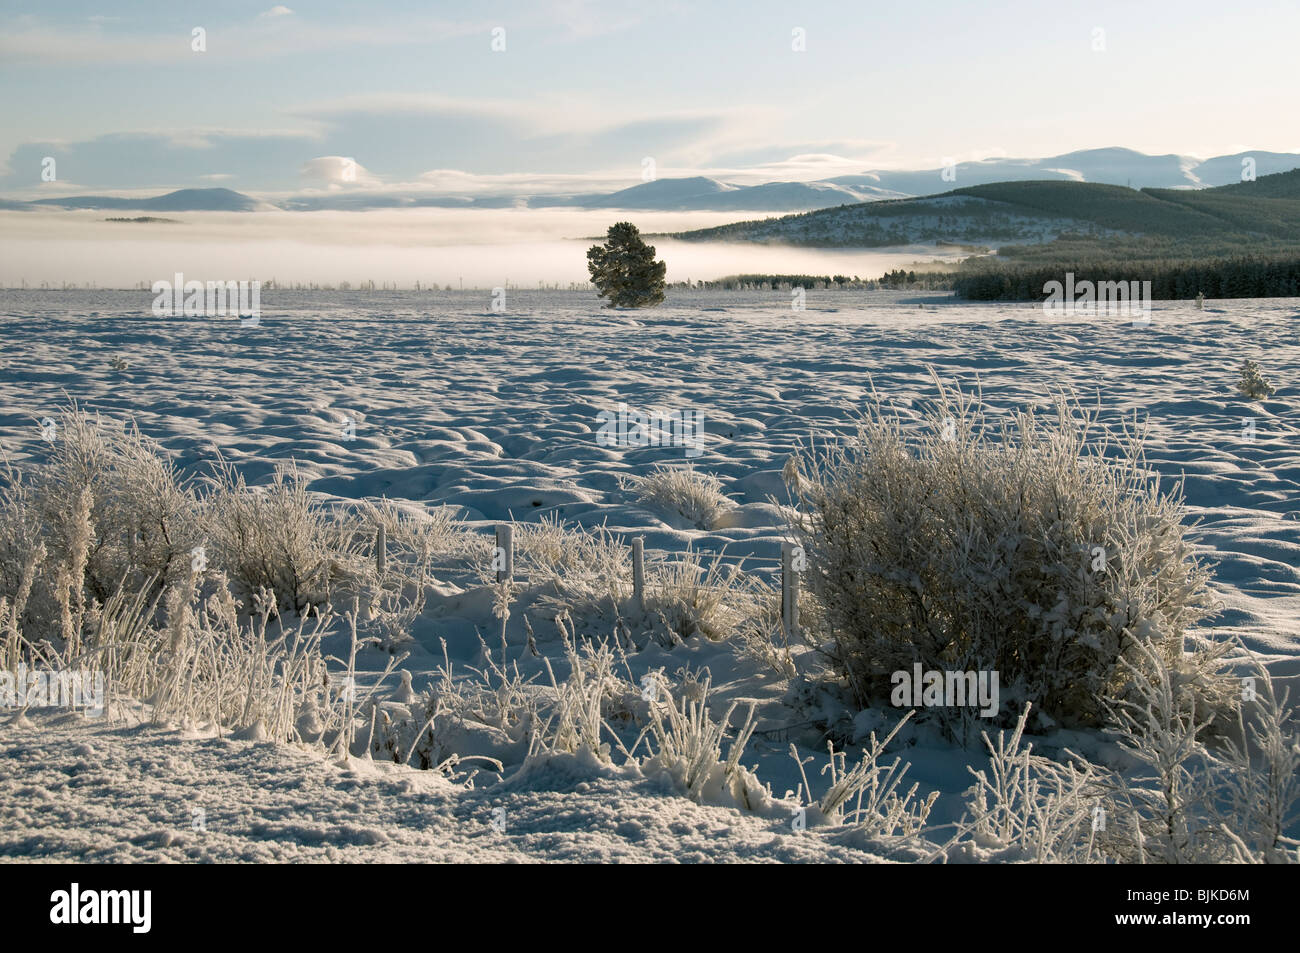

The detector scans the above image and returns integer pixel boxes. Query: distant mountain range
[815,147,1300,198]
[10,148,1300,215]
[529,176,908,211]
[24,187,266,212]
[670,168,1300,252]
[273,176,908,212]
[261,148,1300,211]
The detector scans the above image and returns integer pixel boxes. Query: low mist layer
[0,207,963,288]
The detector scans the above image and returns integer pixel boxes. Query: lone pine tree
[587,222,667,308]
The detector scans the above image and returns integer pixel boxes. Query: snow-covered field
[1,288,1297,863]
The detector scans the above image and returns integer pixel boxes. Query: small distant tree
[1236,359,1275,400]
[587,222,666,308]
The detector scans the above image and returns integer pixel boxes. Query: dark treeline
[701,272,956,291]
[714,273,860,289]
[878,269,956,290]
[951,254,1300,301]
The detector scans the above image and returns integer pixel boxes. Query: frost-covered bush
[517,518,760,646]
[1235,359,1275,400]
[42,566,344,740]
[3,406,363,643]
[622,464,731,530]
[537,631,626,761]
[0,467,52,659]
[791,378,1223,733]
[734,596,798,677]
[513,516,631,611]
[639,672,766,809]
[203,458,360,613]
[790,709,937,838]
[350,498,473,574]
[35,409,201,606]
[394,627,632,778]
[948,636,1300,864]
[0,408,203,650]
[1215,662,1300,862]
[642,547,762,644]
[147,578,332,738]
[1099,638,1230,862]
[371,637,532,778]
[0,405,443,667]
[340,499,470,650]
[960,704,1104,862]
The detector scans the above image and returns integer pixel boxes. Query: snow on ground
[0,711,895,863]
[0,288,1297,861]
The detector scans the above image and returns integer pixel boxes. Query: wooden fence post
[632,537,646,612]
[781,541,800,639]
[495,524,514,584]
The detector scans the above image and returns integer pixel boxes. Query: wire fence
[367,522,806,635]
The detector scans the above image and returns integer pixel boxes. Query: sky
[1,0,1299,198]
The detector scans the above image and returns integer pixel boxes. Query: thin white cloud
[0,15,491,65]
[293,93,538,124]
[299,156,379,188]
[545,0,653,39]
[259,6,295,18]
[293,92,738,155]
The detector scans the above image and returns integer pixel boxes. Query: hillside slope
[29,188,263,212]
[671,169,1300,250]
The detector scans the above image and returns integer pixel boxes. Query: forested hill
[669,168,1300,252]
